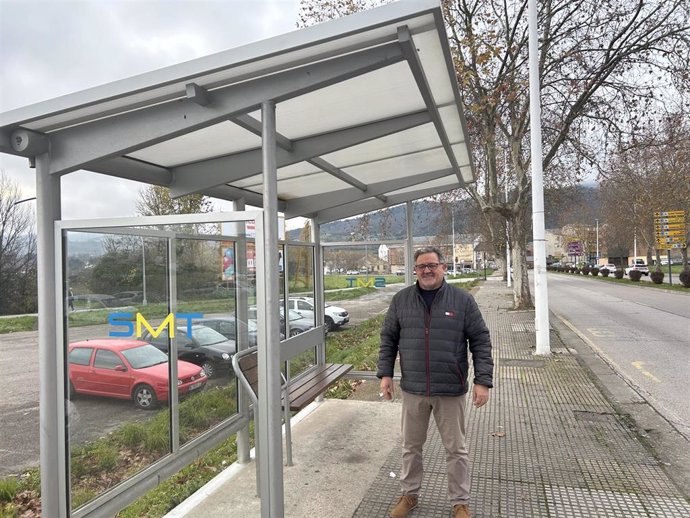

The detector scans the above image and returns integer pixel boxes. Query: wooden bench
[234,346,353,411]
[232,345,352,472]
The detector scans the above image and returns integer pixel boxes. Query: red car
[68,339,207,409]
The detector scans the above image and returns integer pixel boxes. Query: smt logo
[108,312,203,338]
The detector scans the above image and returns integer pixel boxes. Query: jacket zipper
[425,305,432,396]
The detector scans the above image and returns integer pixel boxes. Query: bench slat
[288,363,353,411]
[235,349,352,412]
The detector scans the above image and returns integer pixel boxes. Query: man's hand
[380,376,394,400]
[473,384,490,407]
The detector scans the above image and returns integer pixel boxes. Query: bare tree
[136,185,212,216]
[0,172,37,314]
[600,113,690,269]
[298,0,690,308]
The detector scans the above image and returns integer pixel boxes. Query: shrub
[600,268,610,277]
[0,477,19,503]
[590,267,599,276]
[614,270,624,279]
[581,266,590,275]
[650,271,664,284]
[679,269,690,288]
[629,269,643,281]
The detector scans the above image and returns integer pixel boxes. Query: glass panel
[173,237,239,446]
[285,244,316,378]
[322,242,401,359]
[65,230,171,511]
[64,219,255,512]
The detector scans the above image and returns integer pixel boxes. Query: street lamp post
[595,219,599,267]
[451,212,457,276]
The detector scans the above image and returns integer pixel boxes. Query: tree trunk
[511,208,533,309]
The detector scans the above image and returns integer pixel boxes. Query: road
[0,323,174,476]
[546,272,690,440]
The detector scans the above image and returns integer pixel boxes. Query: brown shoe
[452,503,471,518]
[389,495,418,517]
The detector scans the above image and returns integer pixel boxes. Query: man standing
[377,247,493,518]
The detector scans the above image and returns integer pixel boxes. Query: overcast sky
[0,0,301,219]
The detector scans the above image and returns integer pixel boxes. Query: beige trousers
[400,391,470,505]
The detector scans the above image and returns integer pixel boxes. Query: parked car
[625,263,649,276]
[600,264,617,273]
[193,316,286,344]
[282,296,349,331]
[68,339,207,409]
[248,306,321,337]
[142,325,236,378]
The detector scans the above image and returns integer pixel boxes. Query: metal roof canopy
[1,0,474,223]
[0,2,476,517]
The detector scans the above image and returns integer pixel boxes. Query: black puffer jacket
[377,281,493,396]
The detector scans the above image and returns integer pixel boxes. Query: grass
[0,316,38,334]
[325,286,377,301]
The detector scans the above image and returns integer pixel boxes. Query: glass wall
[63,219,254,512]
[284,244,316,379]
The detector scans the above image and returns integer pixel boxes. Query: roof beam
[307,157,375,196]
[169,110,432,197]
[231,114,294,152]
[284,167,453,218]
[202,185,287,212]
[46,42,405,176]
[231,114,385,201]
[397,25,463,185]
[314,182,460,224]
[84,156,172,185]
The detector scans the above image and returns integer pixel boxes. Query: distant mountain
[289,185,601,240]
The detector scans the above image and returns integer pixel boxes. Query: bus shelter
[0,1,476,516]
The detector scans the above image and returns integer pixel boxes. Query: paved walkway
[167,277,690,518]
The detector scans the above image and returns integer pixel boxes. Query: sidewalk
[167,277,690,518]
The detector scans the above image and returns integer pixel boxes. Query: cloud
[0,0,299,218]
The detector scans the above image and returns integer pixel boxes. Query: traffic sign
[654,210,686,250]
[657,242,686,249]
[654,210,686,217]
[654,223,686,230]
[654,217,685,224]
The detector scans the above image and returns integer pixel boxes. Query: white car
[600,264,617,273]
[624,263,649,276]
[282,296,349,331]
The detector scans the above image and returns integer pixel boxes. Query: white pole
[452,211,456,275]
[505,150,512,288]
[595,219,599,267]
[633,230,637,265]
[528,0,550,355]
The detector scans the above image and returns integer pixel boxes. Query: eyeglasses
[414,263,441,271]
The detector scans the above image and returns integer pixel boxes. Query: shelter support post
[405,201,414,286]
[312,220,326,367]
[233,199,252,465]
[257,100,285,518]
[37,153,67,517]
[312,220,326,410]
